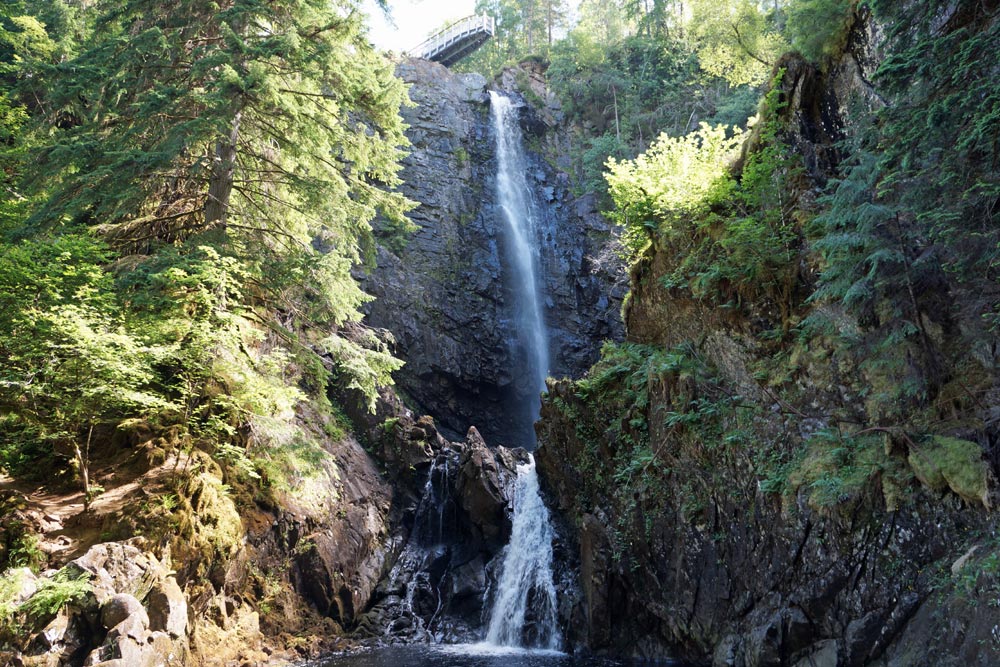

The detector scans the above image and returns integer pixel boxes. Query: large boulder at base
[100,594,147,631]
[17,542,188,667]
[456,427,525,551]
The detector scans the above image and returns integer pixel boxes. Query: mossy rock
[908,436,990,508]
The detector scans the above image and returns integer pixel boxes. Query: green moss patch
[908,436,989,507]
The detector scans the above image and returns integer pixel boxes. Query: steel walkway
[411,14,496,67]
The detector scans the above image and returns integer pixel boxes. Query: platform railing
[411,14,496,63]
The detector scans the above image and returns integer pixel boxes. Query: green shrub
[606,122,744,262]
[0,568,32,630]
[19,567,92,620]
[607,74,803,322]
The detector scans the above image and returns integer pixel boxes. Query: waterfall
[484,457,561,649]
[484,90,561,651]
[490,91,550,404]
[380,452,453,641]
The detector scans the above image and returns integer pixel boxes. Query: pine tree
[1,0,416,490]
[27,0,414,327]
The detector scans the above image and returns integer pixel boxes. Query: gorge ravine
[340,69,610,651]
[363,18,1000,664]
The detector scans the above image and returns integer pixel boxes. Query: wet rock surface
[354,421,529,645]
[362,57,624,449]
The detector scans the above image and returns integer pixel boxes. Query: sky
[361,0,478,53]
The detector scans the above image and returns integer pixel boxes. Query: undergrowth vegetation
[550,0,1000,553]
[0,566,92,642]
[607,80,804,323]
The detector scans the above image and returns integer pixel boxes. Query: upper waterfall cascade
[490,91,550,402]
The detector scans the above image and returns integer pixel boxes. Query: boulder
[69,542,155,604]
[101,593,147,631]
[26,608,91,666]
[6,567,39,605]
[456,427,517,549]
[19,543,188,667]
[147,578,187,638]
[713,634,743,667]
[747,613,782,667]
[87,622,184,667]
[450,556,486,600]
[793,640,838,667]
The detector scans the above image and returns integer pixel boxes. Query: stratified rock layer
[363,58,624,449]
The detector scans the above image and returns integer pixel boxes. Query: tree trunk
[205,111,242,227]
[612,84,621,144]
[77,423,93,512]
[524,0,533,53]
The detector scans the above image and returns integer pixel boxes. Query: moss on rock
[908,436,990,508]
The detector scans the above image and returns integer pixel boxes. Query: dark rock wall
[362,58,624,449]
[535,8,1000,667]
[340,387,528,643]
[538,378,991,666]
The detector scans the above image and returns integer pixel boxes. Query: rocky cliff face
[2,53,625,667]
[362,58,624,449]
[536,7,1000,667]
[0,406,400,665]
[352,422,528,644]
[539,379,993,666]
[1,384,528,666]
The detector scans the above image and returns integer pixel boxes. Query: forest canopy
[455,0,852,200]
[0,0,412,495]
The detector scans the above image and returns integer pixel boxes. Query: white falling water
[490,91,549,397]
[484,91,561,650]
[484,457,561,649]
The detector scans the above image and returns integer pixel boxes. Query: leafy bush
[606,122,744,261]
[606,75,803,321]
[20,567,92,620]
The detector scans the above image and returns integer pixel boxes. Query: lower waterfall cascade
[484,457,561,649]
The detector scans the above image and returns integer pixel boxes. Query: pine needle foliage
[0,0,413,489]
[808,0,1000,414]
[868,0,1000,321]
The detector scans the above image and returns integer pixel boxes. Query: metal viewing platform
[411,14,496,67]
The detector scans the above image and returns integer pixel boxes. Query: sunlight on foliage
[689,0,788,87]
[785,0,855,63]
[606,123,746,260]
[20,567,92,620]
